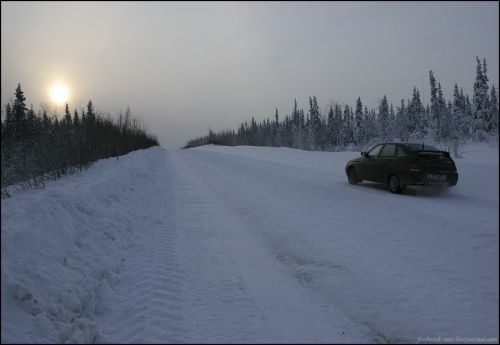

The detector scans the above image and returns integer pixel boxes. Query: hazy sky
[1,1,498,147]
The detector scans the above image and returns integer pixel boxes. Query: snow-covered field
[1,143,498,343]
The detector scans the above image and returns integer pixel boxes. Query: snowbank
[1,147,166,343]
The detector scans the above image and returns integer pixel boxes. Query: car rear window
[396,145,408,156]
[405,144,440,152]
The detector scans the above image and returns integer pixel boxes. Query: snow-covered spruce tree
[489,85,498,135]
[86,100,96,122]
[449,84,467,156]
[73,109,80,128]
[362,107,378,147]
[326,105,335,149]
[407,87,426,141]
[458,86,470,135]
[389,103,396,141]
[394,99,408,142]
[378,95,389,141]
[291,99,300,148]
[437,83,447,141]
[307,96,323,150]
[472,57,490,140]
[282,114,293,147]
[464,93,473,136]
[429,70,441,141]
[333,104,343,148]
[64,103,72,127]
[353,97,363,146]
[4,103,15,142]
[440,100,456,155]
[12,83,27,141]
[341,105,354,148]
[25,105,36,143]
[250,116,258,146]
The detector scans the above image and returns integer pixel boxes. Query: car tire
[388,174,402,194]
[348,167,360,185]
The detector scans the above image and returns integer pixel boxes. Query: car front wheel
[348,167,360,185]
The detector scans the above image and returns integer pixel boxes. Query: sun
[50,83,69,104]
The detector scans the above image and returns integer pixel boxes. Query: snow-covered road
[2,144,498,343]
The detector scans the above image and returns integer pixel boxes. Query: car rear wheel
[348,167,360,185]
[388,174,403,194]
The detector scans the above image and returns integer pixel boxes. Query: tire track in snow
[167,150,280,343]
[168,150,373,343]
[98,150,184,343]
[177,148,498,343]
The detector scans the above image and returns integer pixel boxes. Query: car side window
[396,145,408,156]
[367,144,383,157]
[380,144,396,157]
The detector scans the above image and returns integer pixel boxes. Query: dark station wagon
[345,143,459,193]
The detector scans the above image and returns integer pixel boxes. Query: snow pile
[1,147,166,343]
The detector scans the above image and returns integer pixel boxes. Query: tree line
[184,57,498,156]
[1,84,159,198]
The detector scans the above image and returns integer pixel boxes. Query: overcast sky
[1,1,498,147]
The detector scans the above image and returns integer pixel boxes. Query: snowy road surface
[2,144,498,343]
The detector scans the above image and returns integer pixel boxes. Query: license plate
[427,174,446,182]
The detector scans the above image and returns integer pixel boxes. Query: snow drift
[1,147,166,343]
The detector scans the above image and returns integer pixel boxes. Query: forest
[184,57,498,155]
[1,85,158,197]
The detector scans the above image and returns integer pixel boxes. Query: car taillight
[408,163,421,172]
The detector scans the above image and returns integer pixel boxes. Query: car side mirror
[361,151,367,157]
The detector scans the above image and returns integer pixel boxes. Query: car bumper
[400,171,458,186]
